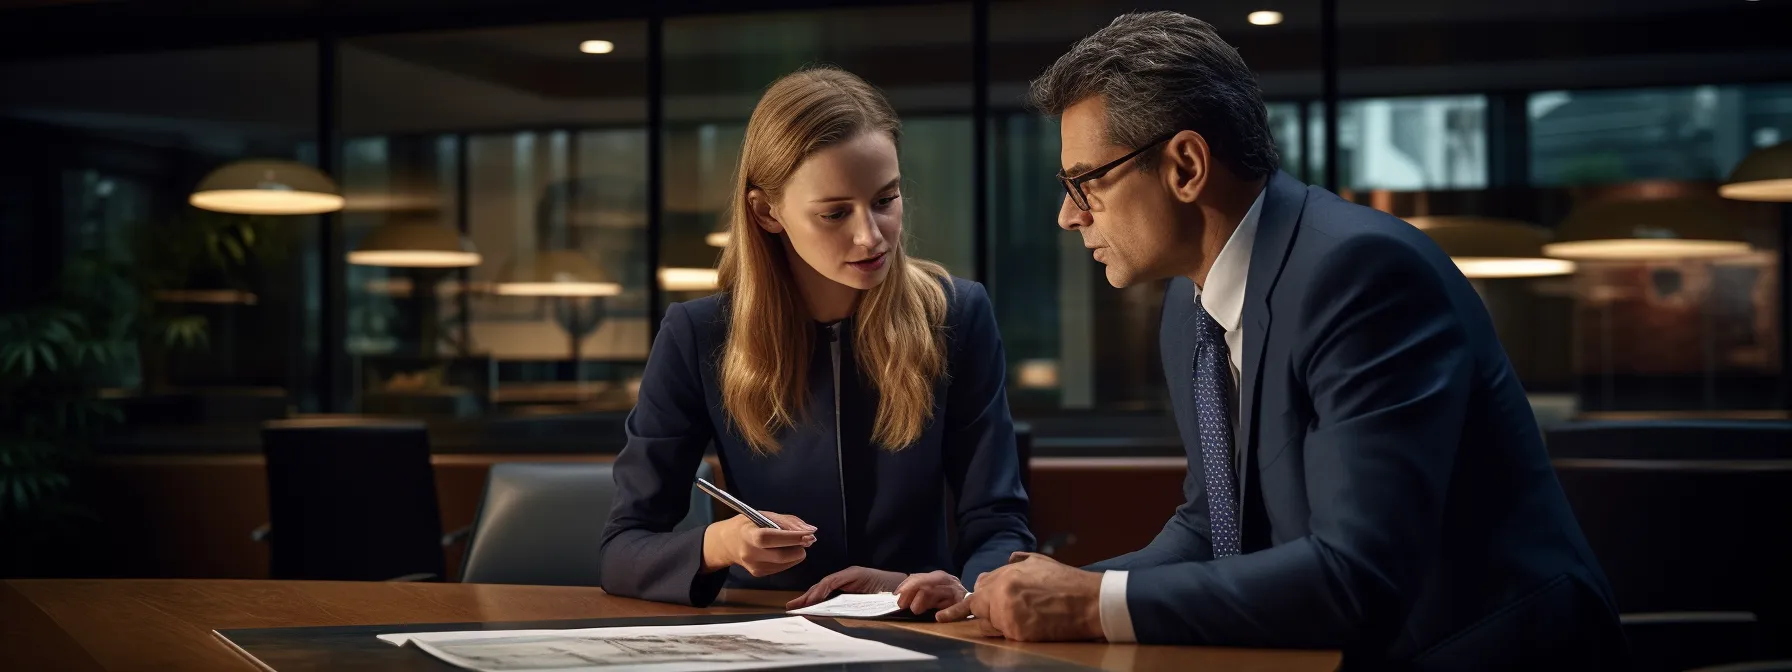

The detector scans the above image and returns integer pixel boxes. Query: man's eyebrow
[1062,162,1095,176]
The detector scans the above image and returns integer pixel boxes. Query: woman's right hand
[700,512,817,577]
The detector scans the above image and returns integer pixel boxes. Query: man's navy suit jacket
[1088,171,1625,669]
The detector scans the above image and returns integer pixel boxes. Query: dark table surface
[2,579,1341,672]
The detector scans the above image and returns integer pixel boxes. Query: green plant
[0,306,127,521]
[0,209,284,527]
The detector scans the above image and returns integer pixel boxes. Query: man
[938,11,1625,669]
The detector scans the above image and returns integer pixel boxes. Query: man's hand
[786,567,967,614]
[936,552,1105,642]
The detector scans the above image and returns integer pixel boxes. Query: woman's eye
[875,195,900,208]
[820,210,848,221]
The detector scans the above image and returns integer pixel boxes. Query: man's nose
[1057,194,1090,231]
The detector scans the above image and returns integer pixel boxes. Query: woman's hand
[786,567,968,614]
[700,512,816,577]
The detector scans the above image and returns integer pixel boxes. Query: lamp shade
[347,223,481,268]
[660,267,720,291]
[1542,196,1752,260]
[1406,216,1576,278]
[494,251,622,297]
[189,159,344,215]
[1720,141,1792,202]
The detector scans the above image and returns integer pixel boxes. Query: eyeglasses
[1056,132,1177,212]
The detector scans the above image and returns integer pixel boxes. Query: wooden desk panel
[81,454,1189,580]
[1027,458,1189,567]
[1,580,1340,672]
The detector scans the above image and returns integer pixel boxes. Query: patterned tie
[1193,295,1241,558]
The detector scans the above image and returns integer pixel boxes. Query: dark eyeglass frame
[1056,132,1178,212]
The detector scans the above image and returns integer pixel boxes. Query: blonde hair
[716,67,950,455]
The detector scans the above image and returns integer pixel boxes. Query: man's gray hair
[1029,11,1279,180]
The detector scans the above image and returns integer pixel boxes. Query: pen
[694,477,783,530]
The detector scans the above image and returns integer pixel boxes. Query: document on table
[786,592,904,618]
[377,616,934,672]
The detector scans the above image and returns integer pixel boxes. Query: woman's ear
[747,189,784,234]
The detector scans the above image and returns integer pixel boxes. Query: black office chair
[1685,662,1792,672]
[256,418,447,582]
[1548,420,1792,460]
[455,460,715,586]
[1550,428,1792,672]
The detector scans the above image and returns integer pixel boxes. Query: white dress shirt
[1099,187,1265,644]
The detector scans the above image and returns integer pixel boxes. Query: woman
[599,67,1033,613]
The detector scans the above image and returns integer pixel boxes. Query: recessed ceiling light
[1248,10,1284,26]
[579,40,615,54]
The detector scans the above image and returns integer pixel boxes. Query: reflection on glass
[1530,85,1792,187]
[662,5,975,315]
[341,21,650,415]
[0,43,317,411]
[1572,253,1781,411]
[1336,95,1487,190]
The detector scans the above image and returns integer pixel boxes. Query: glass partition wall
[4,0,1785,431]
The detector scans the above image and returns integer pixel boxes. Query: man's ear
[747,189,783,234]
[1164,130,1212,205]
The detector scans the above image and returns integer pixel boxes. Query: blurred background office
[1,1,1788,669]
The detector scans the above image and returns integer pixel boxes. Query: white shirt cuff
[1098,570,1137,643]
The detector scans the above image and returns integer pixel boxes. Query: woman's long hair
[717,67,949,455]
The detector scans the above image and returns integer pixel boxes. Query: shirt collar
[1193,187,1266,333]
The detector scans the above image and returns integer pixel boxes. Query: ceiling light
[494,250,622,297]
[1542,196,1753,260]
[348,222,481,268]
[189,159,344,215]
[1406,216,1576,278]
[579,40,615,54]
[1248,10,1283,26]
[660,267,720,292]
[1720,141,1792,202]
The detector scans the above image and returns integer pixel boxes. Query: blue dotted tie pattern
[1193,296,1241,558]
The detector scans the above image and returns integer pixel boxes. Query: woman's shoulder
[939,274,991,326]
[663,292,730,341]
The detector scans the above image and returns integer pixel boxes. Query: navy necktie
[1193,295,1241,558]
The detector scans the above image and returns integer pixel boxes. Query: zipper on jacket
[828,323,849,563]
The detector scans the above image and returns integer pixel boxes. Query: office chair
[1550,430,1792,672]
[256,418,448,582]
[1547,420,1792,460]
[455,460,714,586]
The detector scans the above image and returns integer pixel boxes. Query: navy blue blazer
[600,277,1035,606]
[1088,172,1624,668]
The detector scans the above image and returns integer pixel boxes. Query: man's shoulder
[1293,186,1434,254]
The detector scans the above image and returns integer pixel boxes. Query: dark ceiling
[1,0,1787,138]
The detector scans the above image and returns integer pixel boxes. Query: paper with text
[377,616,933,672]
[786,592,905,618]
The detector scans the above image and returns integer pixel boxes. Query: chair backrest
[1548,421,1792,460]
[261,418,446,582]
[1553,455,1792,658]
[458,460,714,586]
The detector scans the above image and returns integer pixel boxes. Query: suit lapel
[1237,171,1307,523]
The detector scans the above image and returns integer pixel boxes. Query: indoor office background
[2,0,1790,667]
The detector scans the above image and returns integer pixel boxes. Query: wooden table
[1,579,1341,671]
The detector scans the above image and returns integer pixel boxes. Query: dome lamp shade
[189,159,344,215]
[1542,196,1752,260]
[494,251,622,297]
[1406,216,1577,278]
[1720,141,1792,202]
[347,222,481,268]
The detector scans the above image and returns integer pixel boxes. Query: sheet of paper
[785,592,904,618]
[377,616,934,672]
